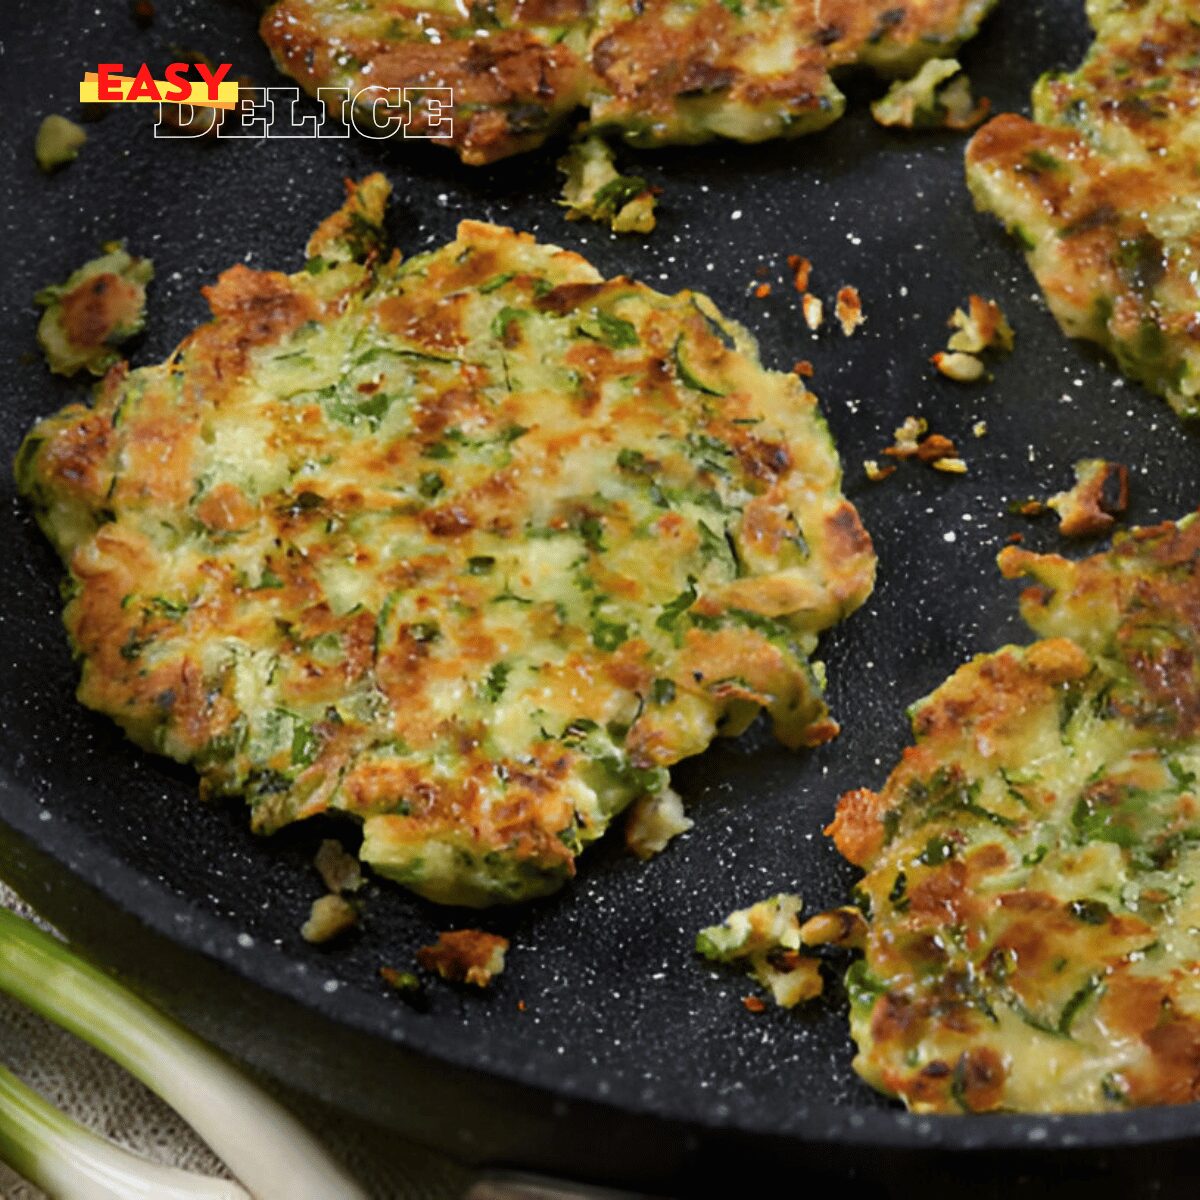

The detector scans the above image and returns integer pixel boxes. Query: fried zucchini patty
[261,0,997,164]
[967,0,1200,418]
[828,514,1200,1112]
[16,175,874,907]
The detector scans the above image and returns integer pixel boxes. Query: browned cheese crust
[829,514,1200,1112]
[261,0,997,163]
[967,0,1200,418]
[16,175,874,908]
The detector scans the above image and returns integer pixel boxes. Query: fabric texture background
[0,881,469,1199]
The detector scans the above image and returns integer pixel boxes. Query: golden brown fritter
[967,0,1200,418]
[261,0,997,163]
[828,514,1200,1112]
[16,175,874,907]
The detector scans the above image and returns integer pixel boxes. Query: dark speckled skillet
[2,1,1200,1193]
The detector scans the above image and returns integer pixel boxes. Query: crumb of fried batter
[787,255,812,293]
[754,282,772,298]
[380,967,422,994]
[916,433,960,463]
[949,295,1014,354]
[802,293,824,331]
[973,420,988,438]
[743,994,767,1014]
[932,457,968,474]
[880,418,967,475]
[792,359,814,377]
[932,349,985,382]
[864,459,896,483]
[1010,498,1047,518]
[835,286,865,336]
[1048,459,1129,538]
[882,416,928,459]
[417,929,509,987]
[301,894,357,944]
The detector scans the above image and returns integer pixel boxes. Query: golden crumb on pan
[878,417,967,475]
[696,893,824,1009]
[417,930,510,987]
[870,57,988,130]
[835,286,865,337]
[1047,459,1129,539]
[301,894,358,944]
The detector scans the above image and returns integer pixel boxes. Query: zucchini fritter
[829,515,1200,1112]
[261,0,997,164]
[16,176,874,908]
[967,0,1200,418]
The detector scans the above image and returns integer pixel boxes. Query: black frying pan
[4,1,1200,1194]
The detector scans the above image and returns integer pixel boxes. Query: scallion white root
[0,909,368,1200]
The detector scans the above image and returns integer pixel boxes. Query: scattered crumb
[130,0,155,25]
[35,244,153,377]
[1006,532,1024,544]
[315,839,363,894]
[787,254,812,293]
[802,293,824,331]
[871,58,989,131]
[973,420,988,438]
[517,999,527,1012]
[932,457,968,474]
[880,417,967,476]
[792,359,814,378]
[931,350,985,382]
[932,296,1013,382]
[948,295,1014,354]
[753,282,772,298]
[301,894,357,944]
[1048,459,1129,538]
[1009,498,1048,518]
[35,115,87,172]
[557,133,656,234]
[417,930,509,988]
[696,894,823,1009]
[915,433,959,463]
[864,459,896,483]
[625,785,692,860]
[882,416,927,460]
[379,967,425,1005]
[835,286,865,336]
[742,995,767,1014]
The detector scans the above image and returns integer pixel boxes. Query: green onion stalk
[0,908,368,1199]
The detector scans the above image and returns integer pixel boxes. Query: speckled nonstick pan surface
[3,1,1200,1193]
